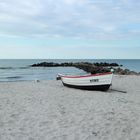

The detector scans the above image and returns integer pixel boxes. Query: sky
[0,0,140,59]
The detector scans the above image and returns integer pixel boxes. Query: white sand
[0,75,140,140]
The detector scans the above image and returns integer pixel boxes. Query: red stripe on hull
[62,72,112,78]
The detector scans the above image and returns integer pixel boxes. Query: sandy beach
[0,75,140,140]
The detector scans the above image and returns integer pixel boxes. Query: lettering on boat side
[90,79,99,82]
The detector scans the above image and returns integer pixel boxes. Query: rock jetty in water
[30,62,139,75]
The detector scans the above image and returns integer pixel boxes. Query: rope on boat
[111,89,127,93]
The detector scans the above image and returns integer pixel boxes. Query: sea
[0,59,140,82]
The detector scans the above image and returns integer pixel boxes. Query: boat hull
[62,82,111,91]
[60,72,113,91]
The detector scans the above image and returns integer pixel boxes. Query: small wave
[0,67,13,70]
[6,76,22,79]
[0,66,30,70]
[19,66,30,69]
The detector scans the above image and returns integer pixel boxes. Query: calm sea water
[0,59,140,82]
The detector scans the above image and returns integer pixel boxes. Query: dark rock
[128,71,138,75]
[114,67,139,75]
[31,62,59,67]
[94,62,120,67]
[30,61,139,75]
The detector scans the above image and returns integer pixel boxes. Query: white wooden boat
[58,72,113,91]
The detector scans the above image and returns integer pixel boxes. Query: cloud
[0,0,140,39]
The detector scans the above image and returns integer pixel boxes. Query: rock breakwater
[31,62,139,75]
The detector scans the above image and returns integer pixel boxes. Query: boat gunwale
[61,72,112,78]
